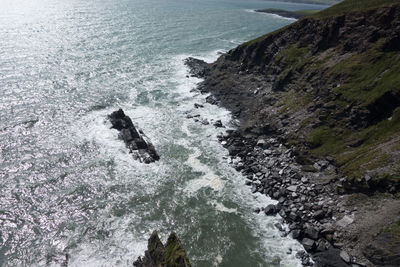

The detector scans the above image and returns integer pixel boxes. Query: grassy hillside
[231,0,400,190]
[255,8,320,19]
[311,0,399,18]
[268,0,341,5]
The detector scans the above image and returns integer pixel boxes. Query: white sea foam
[184,146,225,194]
[246,9,298,21]
[210,200,238,214]
[173,51,305,266]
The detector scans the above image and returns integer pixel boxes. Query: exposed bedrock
[184,1,400,266]
[108,109,159,163]
[184,57,209,78]
[133,231,191,267]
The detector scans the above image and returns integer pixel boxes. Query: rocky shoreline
[182,2,400,265]
[218,128,353,266]
[185,37,400,267]
[254,8,316,19]
[185,58,357,266]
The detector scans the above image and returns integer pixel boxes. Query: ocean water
[0,0,327,266]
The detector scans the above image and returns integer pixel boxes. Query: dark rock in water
[206,95,218,105]
[134,231,191,267]
[313,248,351,267]
[108,109,159,163]
[264,204,277,215]
[301,238,316,252]
[184,57,209,78]
[213,120,223,128]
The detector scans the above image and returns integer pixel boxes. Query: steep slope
[196,0,400,265]
[203,0,400,192]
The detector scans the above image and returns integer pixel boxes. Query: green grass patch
[163,232,192,267]
[256,8,320,19]
[330,49,400,106]
[310,0,399,19]
[281,45,310,66]
[347,193,369,205]
[279,89,312,113]
[382,218,400,240]
[308,108,400,179]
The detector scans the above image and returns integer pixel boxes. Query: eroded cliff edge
[190,0,400,266]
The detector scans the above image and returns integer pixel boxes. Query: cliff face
[195,0,400,265]
[201,0,400,192]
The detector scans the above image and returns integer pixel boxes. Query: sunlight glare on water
[0,0,327,265]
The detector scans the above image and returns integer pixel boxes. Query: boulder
[264,204,277,215]
[313,248,351,267]
[213,120,223,128]
[339,250,351,263]
[301,238,316,252]
[305,227,320,240]
[108,109,159,163]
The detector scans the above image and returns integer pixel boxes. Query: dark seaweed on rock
[134,231,191,267]
[108,109,159,163]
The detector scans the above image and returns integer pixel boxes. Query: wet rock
[201,119,209,125]
[305,227,320,240]
[292,229,302,239]
[264,204,277,215]
[313,248,351,267]
[302,238,316,252]
[108,109,159,163]
[184,57,209,78]
[205,95,218,105]
[134,231,191,267]
[213,120,223,128]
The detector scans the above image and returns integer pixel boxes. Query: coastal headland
[186,0,400,266]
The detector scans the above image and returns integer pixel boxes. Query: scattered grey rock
[264,204,277,215]
[336,215,354,228]
[340,250,351,263]
[287,185,298,192]
[302,238,316,252]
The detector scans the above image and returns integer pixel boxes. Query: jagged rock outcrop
[134,231,191,267]
[184,57,209,78]
[108,109,159,163]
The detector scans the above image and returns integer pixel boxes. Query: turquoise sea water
[0,0,327,266]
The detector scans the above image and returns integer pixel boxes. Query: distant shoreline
[265,0,339,5]
[254,8,320,19]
